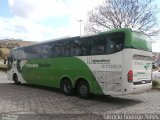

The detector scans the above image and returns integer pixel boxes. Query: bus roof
[11,28,147,51]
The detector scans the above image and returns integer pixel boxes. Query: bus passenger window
[53,41,69,57]
[106,39,115,54]
[115,39,123,52]
[41,43,54,58]
[116,44,123,51]
[91,36,105,55]
[70,39,81,56]
[30,45,41,59]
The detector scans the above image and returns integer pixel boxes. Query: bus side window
[12,50,18,60]
[41,43,54,58]
[115,38,123,52]
[63,41,70,56]
[54,43,62,57]
[80,38,89,56]
[70,39,81,56]
[53,41,69,57]
[91,36,105,55]
[17,48,27,60]
[106,38,116,54]
[24,47,30,59]
[116,42,123,51]
[30,45,42,59]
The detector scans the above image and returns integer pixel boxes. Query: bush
[152,81,160,87]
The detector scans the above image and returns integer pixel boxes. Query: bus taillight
[128,70,133,82]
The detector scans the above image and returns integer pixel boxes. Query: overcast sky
[0,0,102,41]
[0,0,160,52]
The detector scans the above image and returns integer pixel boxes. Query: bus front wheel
[13,74,21,85]
[77,81,90,99]
[61,79,74,96]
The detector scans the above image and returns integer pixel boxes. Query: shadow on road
[15,83,142,107]
[92,94,142,105]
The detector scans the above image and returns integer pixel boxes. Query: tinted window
[17,48,28,60]
[79,38,90,56]
[90,36,105,55]
[105,32,124,54]
[81,32,124,55]
[23,47,30,59]
[29,45,41,59]
[70,39,81,56]
[12,49,19,60]
[41,43,54,58]
[53,40,69,57]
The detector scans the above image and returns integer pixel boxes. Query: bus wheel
[13,74,21,85]
[61,79,74,96]
[77,81,90,99]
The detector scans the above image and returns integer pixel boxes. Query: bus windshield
[132,31,152,51]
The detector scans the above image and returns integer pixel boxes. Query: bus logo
[144,63,150,71]
[87,57,110,64]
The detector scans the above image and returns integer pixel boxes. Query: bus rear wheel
[13,74,21,85]
[77,81,90,99]
[61,79,74,96]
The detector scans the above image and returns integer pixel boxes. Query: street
[0,70,160,120]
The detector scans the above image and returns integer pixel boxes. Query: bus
[7,28,152,98]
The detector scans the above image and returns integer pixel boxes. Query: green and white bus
[7,28,152,98]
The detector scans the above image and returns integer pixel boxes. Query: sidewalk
[0,70,13,83]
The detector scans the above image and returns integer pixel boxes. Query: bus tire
[60,78,74,96]
[77,80,90,99]
[13,74,21,85]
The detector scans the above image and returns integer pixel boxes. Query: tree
[85,0,160,38]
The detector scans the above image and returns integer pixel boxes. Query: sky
[0,0,102,41]
[0,0,160,52]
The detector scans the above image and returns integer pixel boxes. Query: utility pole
[77,20,82,36]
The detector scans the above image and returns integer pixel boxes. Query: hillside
[0,39,36,49]
[0,48,10,58]
[0,39,36,58]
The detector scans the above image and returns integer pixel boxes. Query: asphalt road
[0,70,160,120]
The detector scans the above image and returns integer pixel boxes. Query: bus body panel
[7,28,152,96]
[8,53,123,95]
[122,49,152,95]
[13,57,103,94]
[77,51,123,95]
[8,49,152,96]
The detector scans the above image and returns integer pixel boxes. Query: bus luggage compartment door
[96,71,122,93]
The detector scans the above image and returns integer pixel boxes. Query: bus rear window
[132,32,152,51]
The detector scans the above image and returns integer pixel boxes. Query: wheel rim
[64,82,71,93]
[80,85,88,95]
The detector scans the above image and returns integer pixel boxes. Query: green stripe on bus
[21,57,104,95]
